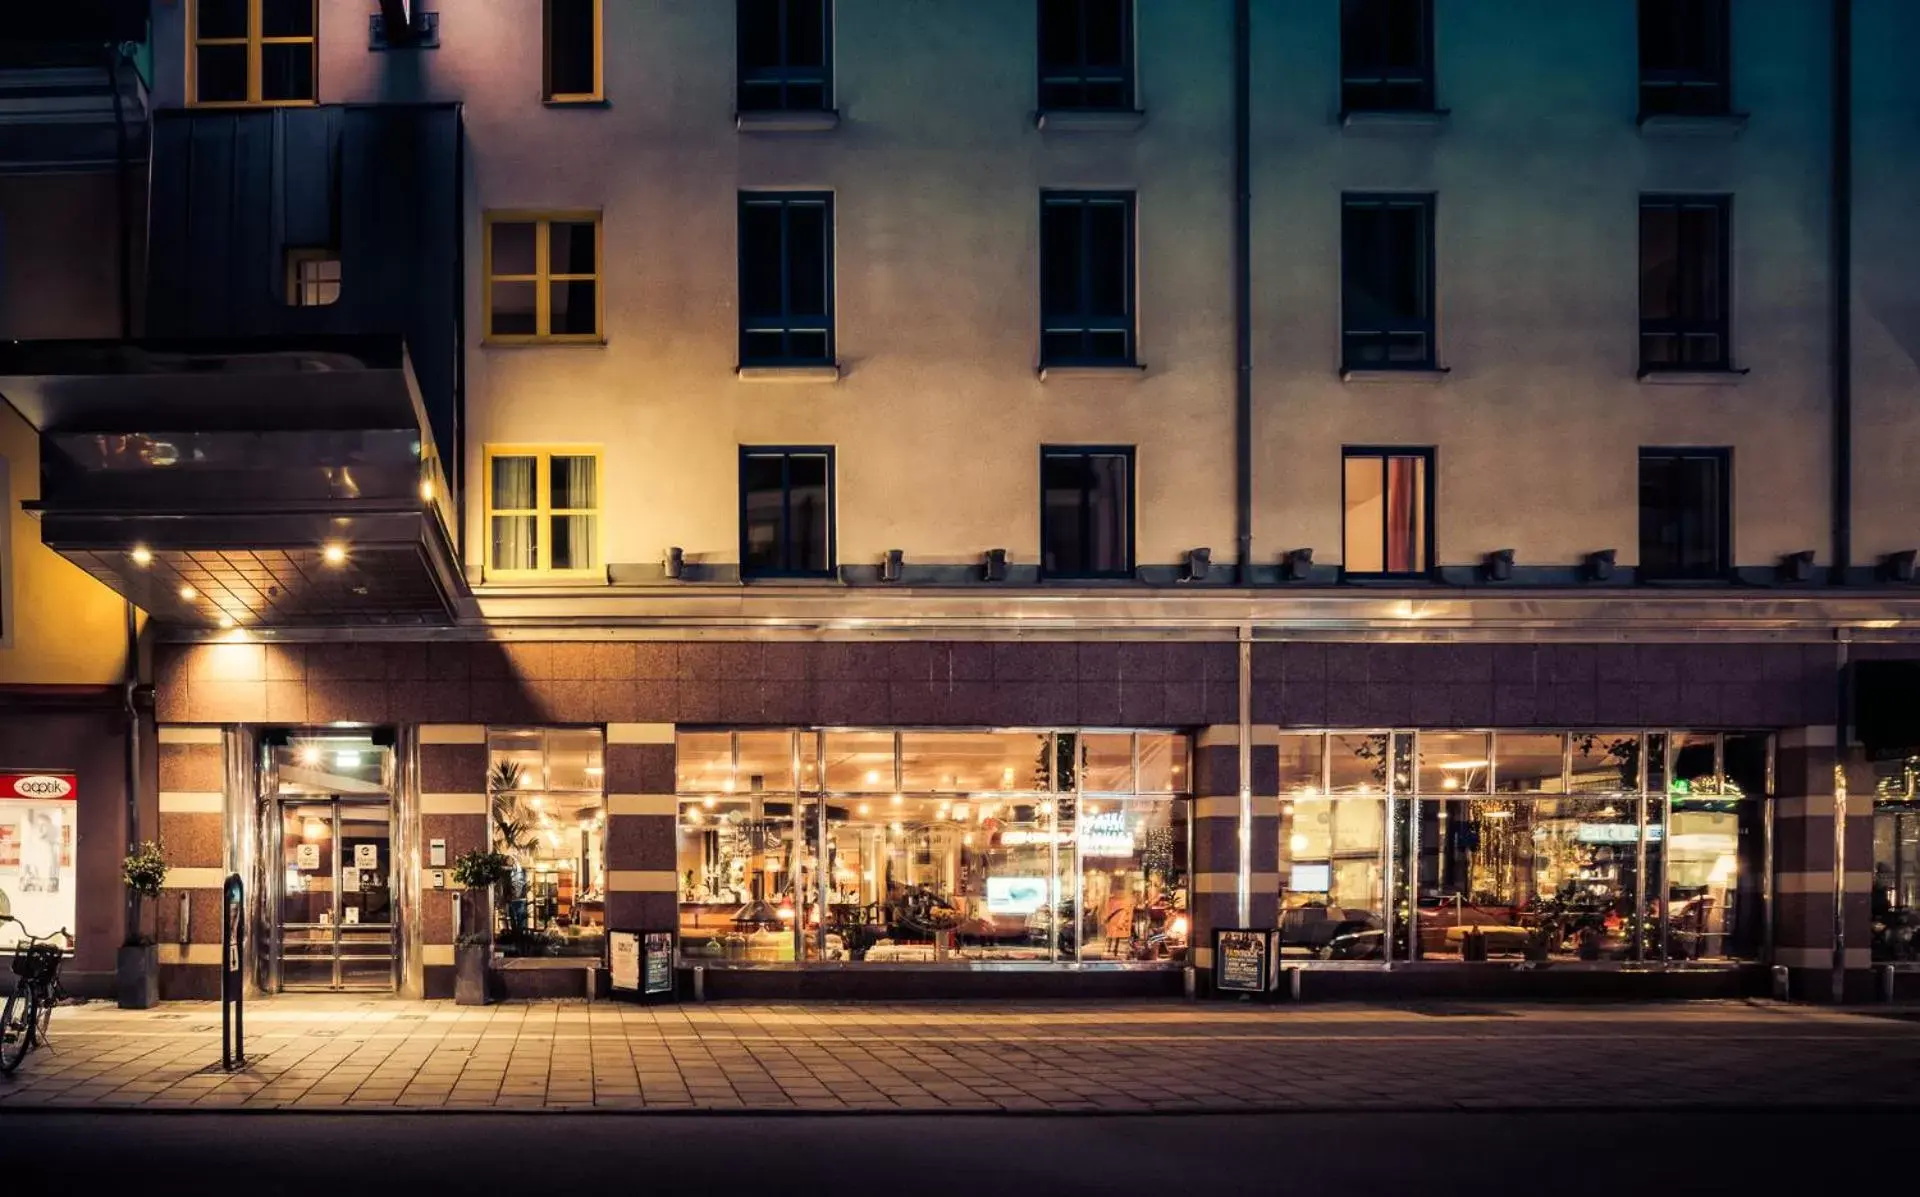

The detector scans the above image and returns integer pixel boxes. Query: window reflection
[1874,758,1920,962]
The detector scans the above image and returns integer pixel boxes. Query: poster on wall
[296,843,321,871]
[609,931,640,992]
[354,843,379,870]
[0,773,78,953]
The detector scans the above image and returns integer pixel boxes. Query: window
[740,447,835,578]
[1639,448,1729,581]
[285,248,340,307]
[1342,448,1431,577]
[1342,194,1436,370]
[190,0,317,106]
[485,448,602,576]
[738,0,831,112]
[675,730,1190,966]
[1040,447,1134,579]
[739,193,834,366]
[1038,0,1134,111]
[489,728,606,958]
[1639,0,1730,117]
[484,213,602,343]
[1340,0,1435,113]
[1640,195,1730,372]
[1040,192,1135,367]
[544,0,603,102]
[0,775,76,953]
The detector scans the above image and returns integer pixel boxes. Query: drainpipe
[1830,0,1852,580]
[105,44,133,340]
[122,601,141,943]
[1232,0,1253,583]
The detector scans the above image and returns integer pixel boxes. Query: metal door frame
[271,796,396,993]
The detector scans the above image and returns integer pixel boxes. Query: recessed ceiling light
[130,546,153,566]
[420,479,435,502]
[178,585,197,600]
[218,615,236,630]
[322,543,347,566]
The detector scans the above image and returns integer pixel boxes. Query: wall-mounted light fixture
[1780,550,1816,583]
[881,549,904,583]
[1884,550,1918,583]
[1284,547,1314,581]
[1585,549,1617,582]
[663,547,684,580]
[983,549,1009,582]
[1182,548,1211,582]
[1483,548,1515,582]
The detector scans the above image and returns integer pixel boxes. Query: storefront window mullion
[1660,732,1674,965]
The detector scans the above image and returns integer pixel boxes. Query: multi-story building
[4,0,1920,1002]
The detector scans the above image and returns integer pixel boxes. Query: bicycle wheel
[0,988,35,1075]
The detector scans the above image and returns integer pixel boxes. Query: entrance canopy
[0,336,469,628]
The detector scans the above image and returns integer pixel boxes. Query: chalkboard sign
[643,932,674,996]
[1213,928,1272,995]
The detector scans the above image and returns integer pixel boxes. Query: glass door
[275,798,395,991]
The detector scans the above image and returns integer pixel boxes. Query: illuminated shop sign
[1,774,76,801]
[1573,823,1663,844]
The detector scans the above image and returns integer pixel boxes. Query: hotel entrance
[263,733,398,993]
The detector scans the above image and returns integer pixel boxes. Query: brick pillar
[1189,726,1279,989]
[154,726,227,1000]
[604,723,678,936]
[419,724,489,999]
[1772,725,1876,1001]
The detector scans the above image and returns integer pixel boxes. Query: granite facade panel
[158,743,224,793]
[420,744,486,794]
[606,892,676,930]
[605,814,675,871]
[607,744,674,794]
[159,812,224,868]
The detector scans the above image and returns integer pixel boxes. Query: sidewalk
[3,997,1917,1114]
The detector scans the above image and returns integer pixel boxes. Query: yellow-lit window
[485,448,602,577]
[191,0,318,107]
[484,212,603,343]
[285,248,341,307]
[545,0,604,102]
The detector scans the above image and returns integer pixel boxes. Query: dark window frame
[739,445,837,580]
[1340,446,1436,581]
[738,191,836,367]
[737,0,833,113]
[1040,190,1137,368]
[1039,445,1137,581]
[1638,0,1731,119]
[1038,0,1136,113]
[1638,447,1732,582]
[1341,193,1437,372]
[543,0,603,103]
[1639,193,1732,374]
[1340,0,1436,115]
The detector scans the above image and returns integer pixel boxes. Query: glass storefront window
[675,732,733,793]
[1279,791,1387,960]
[1496,733,1565,793]
[1571,734,1643,793]
[1874,759,1920,963]
[268,732,394,795]
[1419,733,1490,795]
[1329,733,1391,794]
[489,728,605,958]
[0,783,76,953]
[675,729,1191,967]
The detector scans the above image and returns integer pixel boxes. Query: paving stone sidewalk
[2,997,1917,1114]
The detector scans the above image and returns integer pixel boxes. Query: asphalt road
[5,1112,1898,1195]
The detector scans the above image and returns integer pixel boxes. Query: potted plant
[118,840,168,1009]
[450,848,510,1005]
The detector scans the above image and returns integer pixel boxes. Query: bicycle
[1,896,72,1076]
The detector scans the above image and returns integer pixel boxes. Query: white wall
[142,0,1909,579]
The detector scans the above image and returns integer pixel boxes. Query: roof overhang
[0,336,470,629]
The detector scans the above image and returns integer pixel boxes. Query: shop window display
[1278,730,1770,965]
[0,775,77,952]
[1874,757,1920,963]
[675,730,1191,967]
[488,728,606,958]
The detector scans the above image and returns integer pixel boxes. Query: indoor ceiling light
[298,744,322,767]
[1439,759,1491,771]
[130,546,153,566]
[420,479,435,502]
[218,615,236,630]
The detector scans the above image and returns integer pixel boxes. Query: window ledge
[1340,108,1449,133]
[737,364,842,383]
[545,96,610,108]
[1341,367,1449,383]
[1038,363,1147,382]
[1034,109,1147,133]
[1637,112,1748,137]
[736,109,841,133]
[1637,368,1747,385]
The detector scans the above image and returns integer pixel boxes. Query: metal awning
[0,336,470,628]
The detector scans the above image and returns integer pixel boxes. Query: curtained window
[487,449,601,576]
[1343,449,1430,576]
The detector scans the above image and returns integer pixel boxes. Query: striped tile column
[155,726,226,999]
[419,724,490,998]
[1772,724,1876,1002]
[1189,725,1279,986]
[604,723,678,936]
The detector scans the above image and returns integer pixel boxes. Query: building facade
[4,0,1920,1002]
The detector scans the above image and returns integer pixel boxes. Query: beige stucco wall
[141,0,1914,578]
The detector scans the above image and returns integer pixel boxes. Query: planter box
[117,942,159,1010]
[454,943,491,1006]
